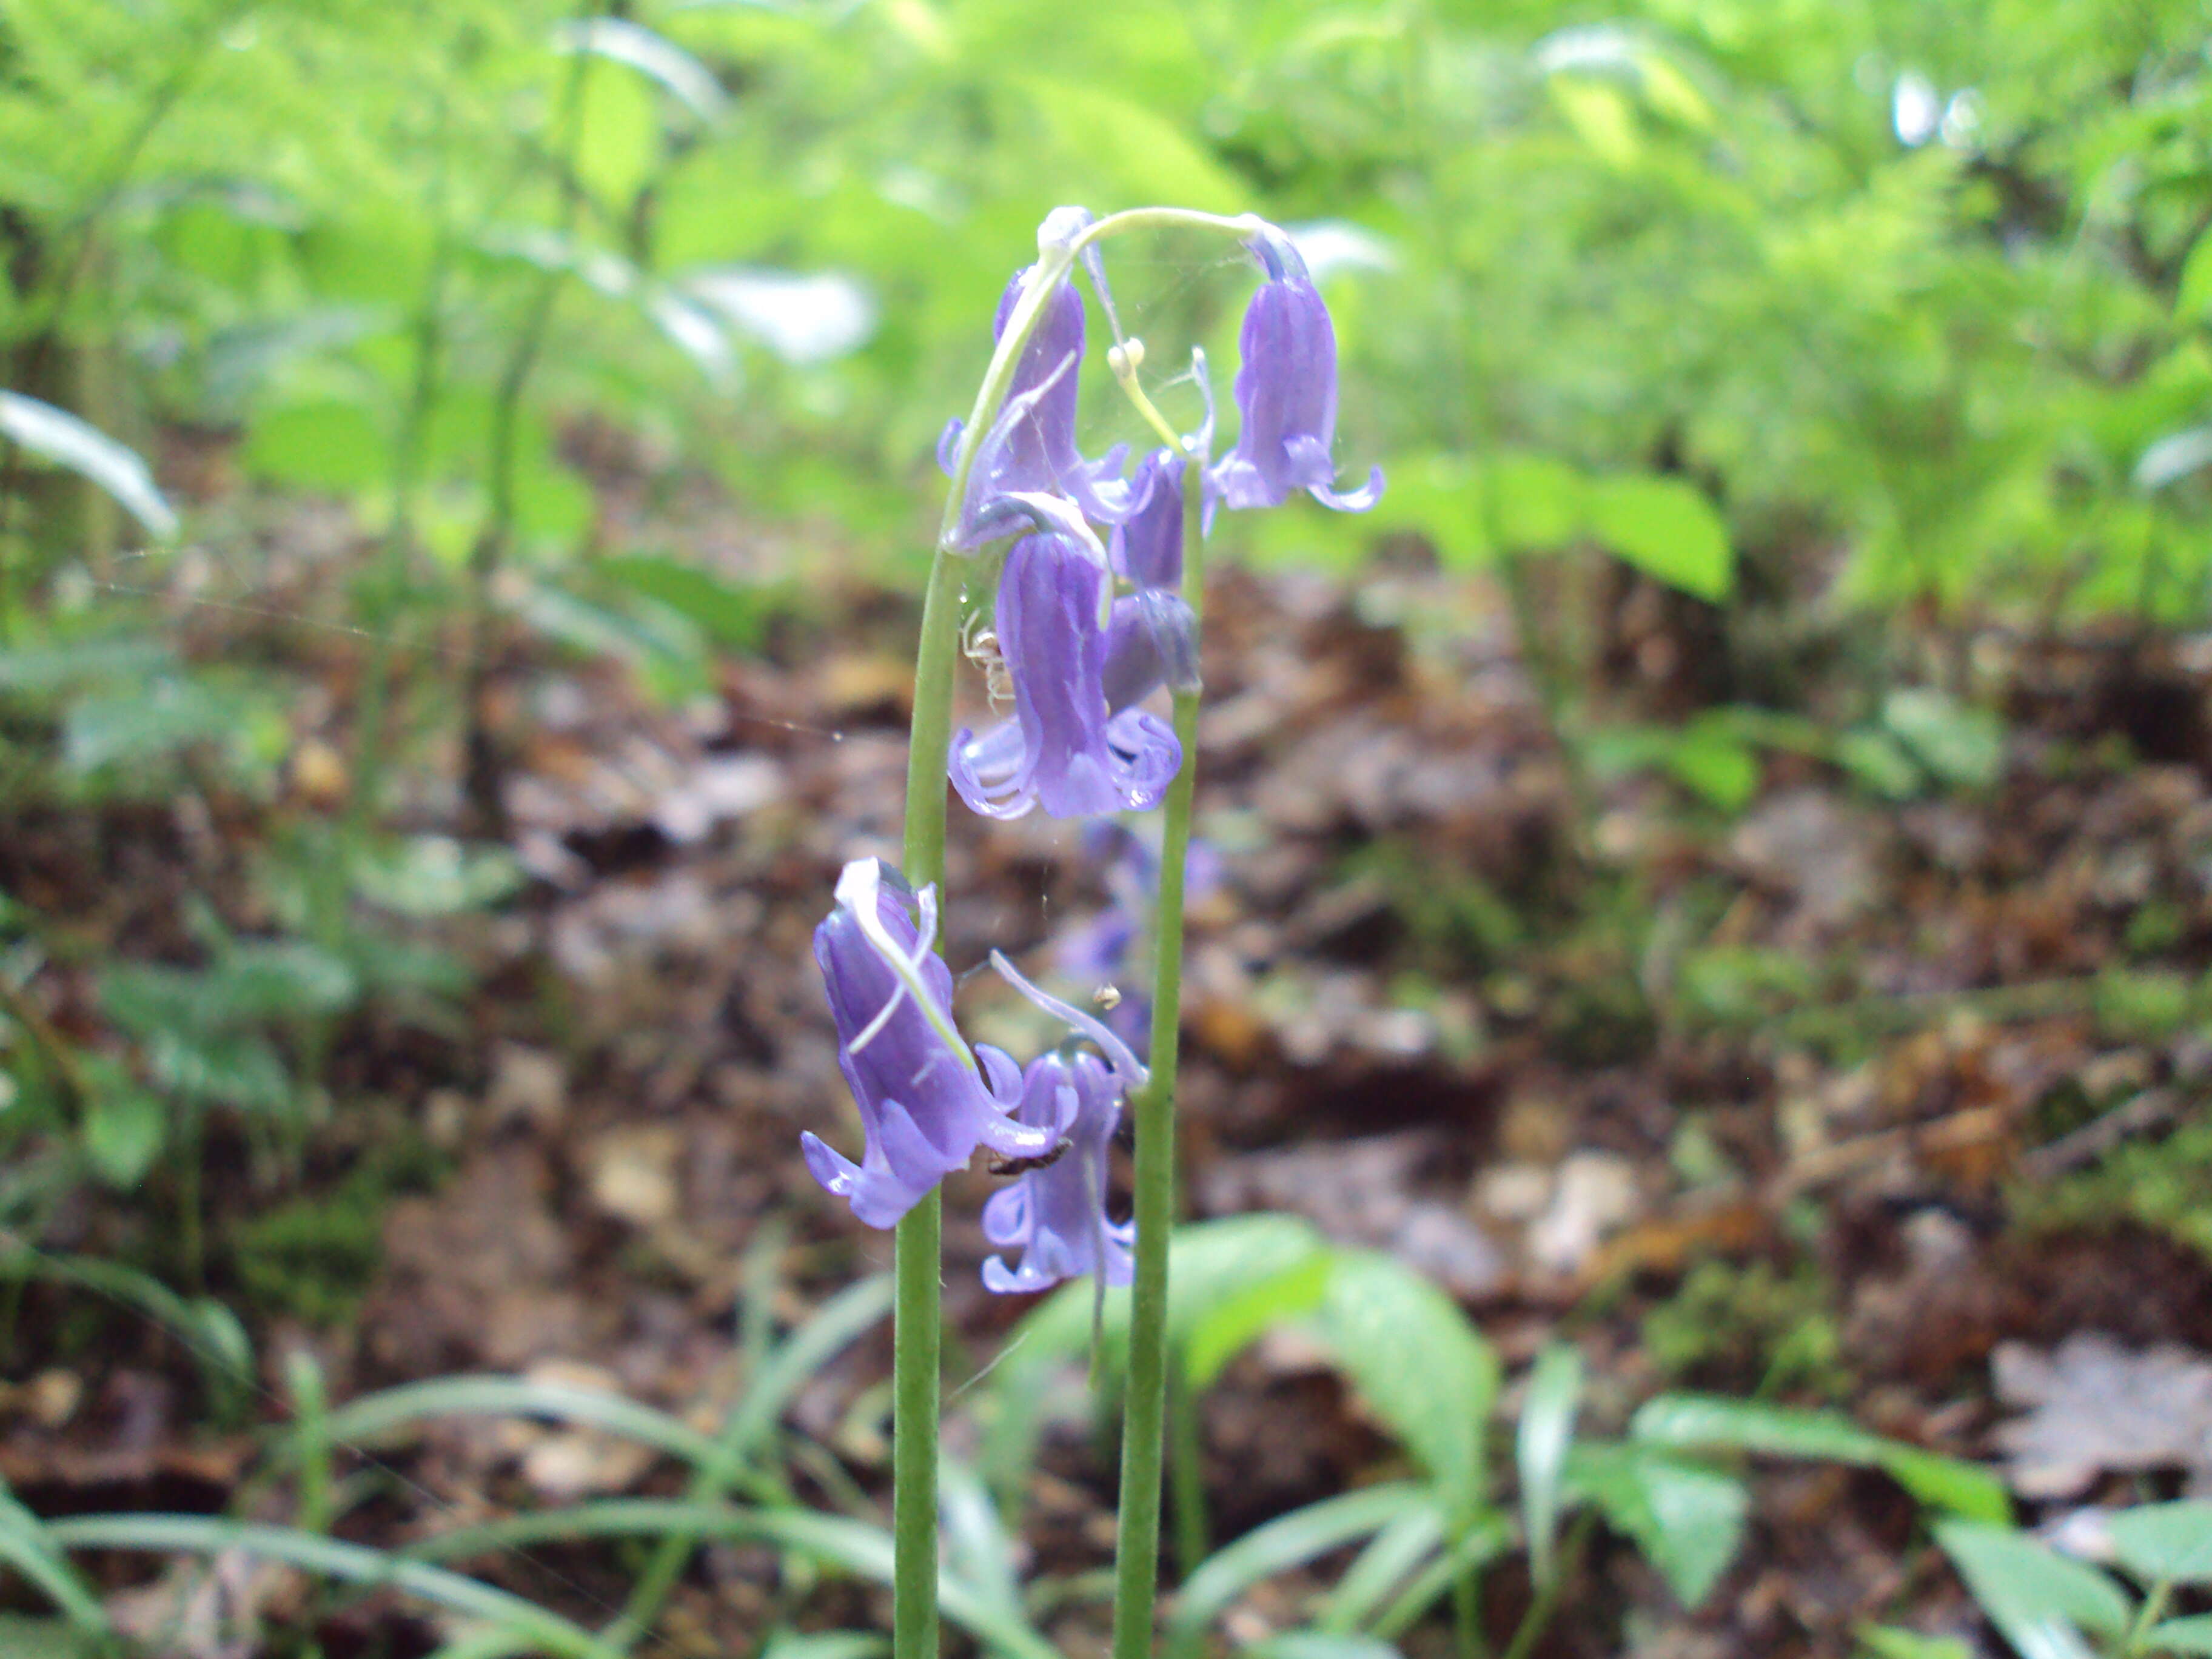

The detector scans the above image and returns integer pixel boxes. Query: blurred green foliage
[0,0,2204,606]
[0,0,2205,1305]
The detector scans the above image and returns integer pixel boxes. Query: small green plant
[1642,1257,1848,1401]
[1931,1501,2212,1659]
[980,1215,2004,1655]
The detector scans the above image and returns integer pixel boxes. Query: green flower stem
[889,546,966,1659]
[891,1188,943,1659]
[1110,421,1210,1659]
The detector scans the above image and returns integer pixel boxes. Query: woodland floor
[5,482,2212,1658]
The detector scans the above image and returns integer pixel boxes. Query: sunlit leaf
[0,392,177,540]
[1517,1345,1583,1588]
[1569,1443,1746,1607]
[1631,1395,2009,1522]
[1318,1252,1500,1523]
[1586,474,1733,602]
[1936,1521,2131,1659]
[78,1056,166,1188]
[555,18,729,124]
[2107,1501,2212,1587]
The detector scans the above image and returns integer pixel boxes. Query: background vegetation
[4,0,2212,1655]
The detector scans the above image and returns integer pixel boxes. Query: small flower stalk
[805,202,1380,1659]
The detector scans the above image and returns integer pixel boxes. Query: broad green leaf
[1170,1483,1432,1643]
[939,1461,1025,1625]
[1318,1252,1500,1521]
[1252,1637,1405,1659]
[601,555,782,649]
[0,1615,85,1657]
[352,837,525,919]
[1004,1213,1332,1373]
[141,1028,291,1113]
[1568,1443,1746,1607]
[0,638,173,694]
[44,1515,615,1658]
[62,679,236,773]
[1018,79,1243,212]
[1882,690,2004,791]
[515,583,712,705]
[2148,1615,2212,1654]
[2108,1501,2212,1586]
[2180,230,2212,321]
[574,57,662,209]
[1370,1513,1513,1639]
[2137,427,2212,491]
[391,1501,1056,1659]
[1631,1395,2009,1522]
[1549,75,1642,167]
[1838,729,1924,799]
[0,1245,251,1413]
[209,941,359,1021]
[983,1215,1330,1509]
[78,1056,166,1188]
[1487,453,1583,549]
[317,1376,720,1468]
[1517,1345,1583,1589]
[241,398,388,493]
[1666,721,1759,811]
[722,1275,891,1464]
[1184,1251,1333,1391]
[758,1635,888,1659]
[684,269,878,366]
[1858,1629,1972,1659]
[1358,450,1492,569]
[0,1491,110,1637]
[1318,1501,1446,1634]
[1586,474,1733,602]
[0,392,176,540]
[1936,1521,2131,1659]
[555,19,729,124]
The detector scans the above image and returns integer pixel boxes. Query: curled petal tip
[1311,463,1384,513]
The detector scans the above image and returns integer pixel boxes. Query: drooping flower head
[1208,228,1384,517]
[981,1050,1134,1295]
[949,532,1182,820]
[939,269,1136,547]
[805,860,1062,1227]
[1110,448,1186,592]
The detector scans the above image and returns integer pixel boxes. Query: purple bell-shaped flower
[1110,448,1186,592]
[803,861,1062,1228]
[949,532,1182,820]
[940,270,1136,548]
[981,1050,1135,1295]
[1208,229,1384,516]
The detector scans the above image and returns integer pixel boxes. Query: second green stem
[1110,444,1208,1659]
[890,548,965,1659]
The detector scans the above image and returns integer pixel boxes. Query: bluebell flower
[803,860,1065,1228]
[949,532,1182,820]
[1110,448,1185,592]
[981,1050,1134,1295]
[939,269,1136,548]
[1208,229,1384,516]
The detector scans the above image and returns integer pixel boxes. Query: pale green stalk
[1110,419,1209,1659]
[890,549,963,1659]
[895,233,1101,1658]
